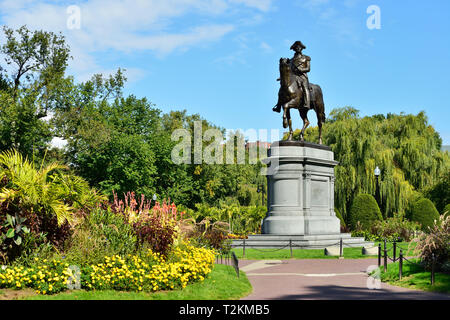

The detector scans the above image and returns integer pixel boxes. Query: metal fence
[378,239,437,285]
[215,251,240,278]
[219,238,438,285]
[230,238,371,258]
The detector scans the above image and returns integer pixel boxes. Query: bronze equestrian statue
[273,41,326,144]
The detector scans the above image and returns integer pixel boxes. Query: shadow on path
[276,284,450,300]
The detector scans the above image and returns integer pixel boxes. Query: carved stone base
[261,141,340,236]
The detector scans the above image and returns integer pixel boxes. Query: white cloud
[0,0,274,81]
[74,66,146,85]
[298,0,330,11]
[229,0,273,12]
[96,24,235,54]
[296,0,364,48]
[0,0,35,11]
[260,41,272,52]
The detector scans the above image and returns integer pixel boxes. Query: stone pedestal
[261,140,340,236]
[231,140,374,249]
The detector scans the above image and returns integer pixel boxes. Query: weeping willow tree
[293,107,449,223]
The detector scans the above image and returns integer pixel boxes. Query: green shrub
[410,198,440,231]
[370,212,421,242]
[351,229,384,242]
[133,201,180,256]
[190,220,231,254]
[349,194,383,230]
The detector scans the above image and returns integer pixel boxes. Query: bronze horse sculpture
[274,58,326,144]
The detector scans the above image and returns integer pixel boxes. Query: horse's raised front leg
[282,105,288,129]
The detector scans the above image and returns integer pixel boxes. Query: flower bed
[0,259,71,294]
[0,244,215,295]
[225,234,248,240]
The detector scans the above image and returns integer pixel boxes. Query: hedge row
[348,194,442,232]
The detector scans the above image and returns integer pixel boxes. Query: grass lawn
[378,258,450,294]
[231,242,416,260]
[0,264,252,300]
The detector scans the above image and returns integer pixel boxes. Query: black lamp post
[374,166,381,209]
[262,185,265,207]
[257,185,265,207]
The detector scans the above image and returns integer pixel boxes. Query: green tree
[334,207,346,229]
[0,26,71,160]
[297,107,449,220]
[74,132,157,197]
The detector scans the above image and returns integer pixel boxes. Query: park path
[237,259,450,300]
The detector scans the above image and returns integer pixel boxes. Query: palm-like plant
[0,149,94,226]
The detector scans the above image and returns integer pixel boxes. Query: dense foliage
[410,198,440,231]
[63,207,137,265]
[0,26,266,209]
[352,212,420,242]
[0,26,70,160]
[0,149,101,263]
[2,26,448,220]
[348,194,383,230]
[297,107,449,222]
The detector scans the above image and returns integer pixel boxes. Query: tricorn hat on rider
[290,41,306,51]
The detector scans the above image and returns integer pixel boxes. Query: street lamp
[374,166,381,177]
[374,166,381,209]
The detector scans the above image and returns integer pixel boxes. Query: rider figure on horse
[290,40,311,110]
[273,41,311,113]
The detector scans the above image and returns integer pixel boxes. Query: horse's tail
[313,85,326,125]
[320,107,326,124]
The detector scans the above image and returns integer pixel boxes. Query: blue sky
[1,0,449,144]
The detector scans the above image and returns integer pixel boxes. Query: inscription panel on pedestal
[273,178,300,206]
[310,178,329,208]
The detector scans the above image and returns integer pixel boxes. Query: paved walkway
[236,259,450,300]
